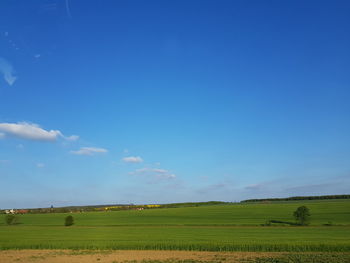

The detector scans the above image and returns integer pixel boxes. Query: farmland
[0,199,349,252]
[2,199,350,227]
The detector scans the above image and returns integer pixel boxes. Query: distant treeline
[1,204,160,214]
[242,194,350,203]
[159,201,228,208]
[1,201,229,214]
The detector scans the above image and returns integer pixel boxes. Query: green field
[1,200,350,251]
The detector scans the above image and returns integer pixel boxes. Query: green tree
[64,215,74,226]
[5,214,19,225]
[293,206,311,225]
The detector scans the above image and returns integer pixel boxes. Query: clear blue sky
[0,0,349,208]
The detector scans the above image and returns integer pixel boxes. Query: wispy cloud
[239,176,350,200]
[284,181,350,196]
[0,132,5,139]
[245,183,263,190]
[36,163,45,168]
[196,183,228,194]
[122,156,143,163]
[0,57,17,86]
[65,0,72,18]
[129,167,176,179]
[65,135,79,141]
[70,147,108,156]
[0,122,79,142]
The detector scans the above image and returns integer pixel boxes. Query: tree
[293,206,310,225]
[5,214,19,225]
[64,215,74,226]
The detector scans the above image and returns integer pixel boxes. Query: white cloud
[70,147,108,156]
[0,122,78,142]
[129,167,176,179]
[245,184,263,190]
[65,135,79,141]
[196,183,228,194]
[153,168,169,174]
[122,156,143,163]
[163,174,176,179]
[0,57,17,86]
[36,163,45,168]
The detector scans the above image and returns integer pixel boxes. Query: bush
[324,221,333,226]
[64,215,74,226]
[5,214,19,225]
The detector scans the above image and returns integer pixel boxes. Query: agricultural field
[0,199,350,254]
[1,250,350,263]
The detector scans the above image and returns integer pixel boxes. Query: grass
[244,253,350,263]
[1,199,350,227]
[123,253,350,263]
[111,253,350,263]
[0,199,349,251]
[115,261,227,263]
[0,225,349,251]
[103,253,350,263]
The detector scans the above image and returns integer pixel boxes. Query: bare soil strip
[0,250,283,263]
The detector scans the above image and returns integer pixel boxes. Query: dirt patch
[0,250,282,263]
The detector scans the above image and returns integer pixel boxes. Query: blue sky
[0,0,349,208]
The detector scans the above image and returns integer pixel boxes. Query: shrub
[64,215,74,226]
[5,214,19,225]
[324,221,333,226]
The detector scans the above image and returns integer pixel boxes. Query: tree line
[242,194,350,203]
